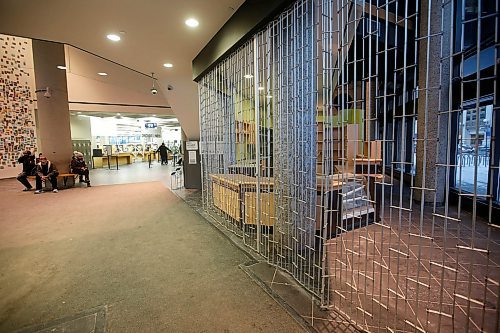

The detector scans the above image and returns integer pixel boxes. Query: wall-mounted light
[35,87,51,98]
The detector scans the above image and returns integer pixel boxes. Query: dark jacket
[157,145,171,157]
[36,161,59,178]
[18,154,36,174]
[70,159,88,172]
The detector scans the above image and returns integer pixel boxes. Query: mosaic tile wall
[0,34,36,178]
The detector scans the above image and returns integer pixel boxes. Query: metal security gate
[198,0,500,331]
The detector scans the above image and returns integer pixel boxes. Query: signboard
[188,151,197,164]
[145,123,157,129]
[186,141,198,150]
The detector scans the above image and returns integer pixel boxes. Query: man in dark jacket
[157,143,171,165]
[34,155,59,194]
[70,152,91,187]
[16,150,36,191]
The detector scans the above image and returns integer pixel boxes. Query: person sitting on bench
[70,152,91,187]
[34,155,59,194]
[17,149,36,191]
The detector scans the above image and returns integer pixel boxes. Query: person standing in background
[157,142,171,165]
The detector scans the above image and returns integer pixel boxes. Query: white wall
[161,127,182,144]
[70,115,92,140]
[90,116,118,137]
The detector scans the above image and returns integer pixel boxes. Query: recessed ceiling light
[98,72,108,76]
[185,18,199,27]
[163,63,173,68]
[244,74,253,79]
[107,34,121,41]
[57,65,67,70]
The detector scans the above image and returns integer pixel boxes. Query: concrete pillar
[181,130,202,189]
[415,0,450,204]
[32,40,72,173]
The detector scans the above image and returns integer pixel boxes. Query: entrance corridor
[0,162,306,333]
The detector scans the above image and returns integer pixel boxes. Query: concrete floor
[0,162,306,333]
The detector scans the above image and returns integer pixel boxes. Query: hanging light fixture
[150,72,158,95]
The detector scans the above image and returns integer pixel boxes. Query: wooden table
[352,158,383,174]
[210,174,274,226]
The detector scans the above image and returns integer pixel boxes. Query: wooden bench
[28,173,78,188]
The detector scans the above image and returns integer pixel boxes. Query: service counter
[141,152,157,162]
[92,153,133,168]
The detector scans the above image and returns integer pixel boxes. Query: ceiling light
[266,95,273,99]
[258,86,264,91]
[107,34,121,41]
[57,65,66,70]
[98,72,108,76]
[185,18,199,27]
[163,63,173,68]
[150,72,158,95]
[244,74,253,79]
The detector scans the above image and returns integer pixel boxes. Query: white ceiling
[0,0,245,139]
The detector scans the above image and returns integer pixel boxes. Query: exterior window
[455,105,493,195]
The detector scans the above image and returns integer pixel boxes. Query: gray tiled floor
[90,164,499,332]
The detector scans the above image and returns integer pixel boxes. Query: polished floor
[0,162,306,333]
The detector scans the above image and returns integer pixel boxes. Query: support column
[181,130,202,189]
[32,40,72,172]
[415,0,450,204]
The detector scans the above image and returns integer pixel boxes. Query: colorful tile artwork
[0,35,37,170]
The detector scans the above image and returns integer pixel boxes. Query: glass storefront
[455,104,493,196]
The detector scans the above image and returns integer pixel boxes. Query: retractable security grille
[198,0,499,331]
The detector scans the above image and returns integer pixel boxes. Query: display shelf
[236,121,255,144]
[316,122,348,174]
